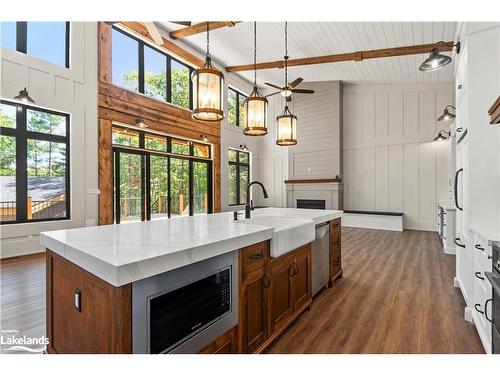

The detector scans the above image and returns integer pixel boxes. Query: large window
[0,100,70,224]
[111,27,193,110]
[0,22,69,68]
[228,149,250,206]
[112,126,212,223]
[227,88,247,128]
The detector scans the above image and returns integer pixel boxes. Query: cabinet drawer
[240,241,268,275]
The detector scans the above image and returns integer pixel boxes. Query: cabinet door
[292,246,311,310]
[199,327,238,354]
[240,267,269,353]
[47,252,131,354]
[269,256,293,333]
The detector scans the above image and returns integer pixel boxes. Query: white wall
[0,22,98,258]
[220,74,260,212]
[343,82,455,231]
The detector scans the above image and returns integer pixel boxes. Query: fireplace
[297,199,326,210]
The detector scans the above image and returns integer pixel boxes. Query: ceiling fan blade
[286,95,292,102]
[292,89,315,94]
[289,77,303,88]
[142,22,164,46]
[264,82,283,90]
[171,21,192,26]
[265,91,281,98]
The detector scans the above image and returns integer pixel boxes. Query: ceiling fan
[265,77,314,102]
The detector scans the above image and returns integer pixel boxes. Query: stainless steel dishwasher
[311,223,330,296]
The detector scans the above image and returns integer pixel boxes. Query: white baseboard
[464,307,474,323]
[472,311,491,353]
[0,236,45,259]
[444,246,456,255]
[342,213,403,232]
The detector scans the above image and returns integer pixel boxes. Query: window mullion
[166,57,172,103]
[16,22,27,54]
[16,106,27,222]
[138,43,145,94]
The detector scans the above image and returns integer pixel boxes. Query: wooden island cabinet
[46,219,342,354]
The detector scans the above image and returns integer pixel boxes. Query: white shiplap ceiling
[157,22,458,86]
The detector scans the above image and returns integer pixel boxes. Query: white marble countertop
[469,224,500,243]
[40,208,342,286]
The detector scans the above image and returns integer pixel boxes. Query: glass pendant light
[192,23,224,122]
[276,22,297,146]
[437,105,456,122]
[14,87,35,104]
[244,22,268,136]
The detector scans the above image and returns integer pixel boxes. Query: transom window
[112,26,193,110]
[112,126,212,223]
[228,149,250,206]
[0,22,70,68]
[227,87,247,128]
[0,100,70,224]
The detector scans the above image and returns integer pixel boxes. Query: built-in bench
[342,210,404,232]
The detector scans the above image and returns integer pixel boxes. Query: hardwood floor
[0,228,484,354]
[267,228,484,354]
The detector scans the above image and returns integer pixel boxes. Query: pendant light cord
[284,21,288,87]
[253,21,257,86]
[206,22,210,58]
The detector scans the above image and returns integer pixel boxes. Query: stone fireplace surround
[285,179,343,210]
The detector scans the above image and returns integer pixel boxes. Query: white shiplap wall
[1,22,98,257]
[343,82,455,231]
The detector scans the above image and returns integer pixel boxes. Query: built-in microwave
[132,251,238,354]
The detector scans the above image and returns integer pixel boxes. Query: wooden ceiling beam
[225,41,455,72]
[170,22,238,40]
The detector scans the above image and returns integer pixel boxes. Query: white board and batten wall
[0,22,98,258]
[343,82,455,231]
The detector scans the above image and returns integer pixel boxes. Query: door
[114,150,145,223]
[269,256,293,333]
[241,267,269,353]
[292,246,311,310]
[170,157,190,216]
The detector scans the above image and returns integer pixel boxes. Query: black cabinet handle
[249,252,263,260]
[474,244,484,251]
[454,168,463,211]
[474,303,484,314]
[474,271,484,281]
[454,238,465,248]
[74,289,81,312]
[456,127,463,132]
[488,255,492,260]
[263,274,270,288]
[485,299,492,323]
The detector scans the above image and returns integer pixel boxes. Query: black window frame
[227,87,248,128]
[228,149,250,206]
[111,126,213,224]
[112,26,194,110]
[5,22,70,68]
[0,99,71,224]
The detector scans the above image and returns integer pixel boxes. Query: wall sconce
[135,117,147,128]
[437,105,456,122]
[419,42,460,72]
[200,134,209,142]
[239,143,249,151]
[14,87,35,104]
[433,130,451,141]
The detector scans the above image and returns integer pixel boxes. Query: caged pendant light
[192,22,225,122]
[244,22,268,136]
[276,22,297,146]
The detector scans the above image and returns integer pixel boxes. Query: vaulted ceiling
[157,22,458,87]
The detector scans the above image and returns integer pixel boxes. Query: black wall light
[14,87,35,103]
[419,42,461,72]
[433,130,451,141]
[437,105,456,122]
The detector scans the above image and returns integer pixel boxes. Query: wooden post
[27,196,32,220]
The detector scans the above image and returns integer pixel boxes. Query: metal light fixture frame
[192,22,225,122]
[437,105,456,122]
[433,130,451,141]
[244,22,268,136]
[276,22,297,146]
[14,87,35,104]
[419,41,461,72]
[276,105,297,146]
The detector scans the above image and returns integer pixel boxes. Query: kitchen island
[41,208,342,354]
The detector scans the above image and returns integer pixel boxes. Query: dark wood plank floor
[267,227,484,354]
[0,228,484,354]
